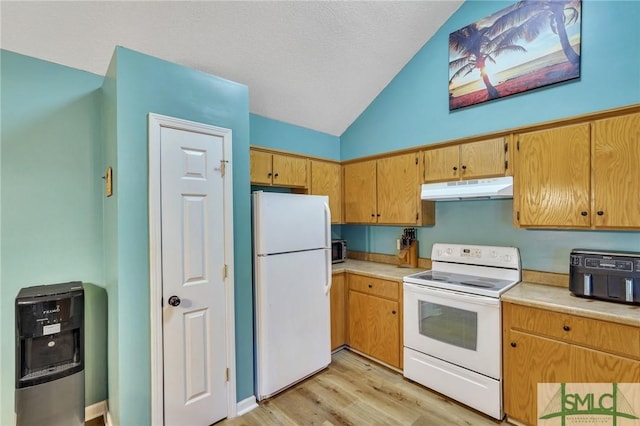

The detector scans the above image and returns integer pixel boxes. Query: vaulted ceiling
[1,1,463,136]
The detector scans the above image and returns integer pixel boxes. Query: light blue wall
[341,0,640,159]
[0,50,108,424]
[340,0,640,273]
[250,114,340,160]
[106,46,251,426]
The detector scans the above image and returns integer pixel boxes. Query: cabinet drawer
[348,274,399,300]
[508,304,640,359]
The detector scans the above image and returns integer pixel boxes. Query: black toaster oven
[569,249,640,305]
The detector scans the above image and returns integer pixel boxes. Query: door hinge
[516,211,520,222]
[226,368,229,382]
[415,156,419,165]
[516,140,520,151]
[416,212,419,221]
[223,264,228,279]
[504,142,508,153]
[217,160,229,177]
[505,160,509,170]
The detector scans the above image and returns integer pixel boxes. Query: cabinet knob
[268,172,272,177]
[461,165,467,170]
[371,213,375,217]
[597,210,604,216]
[274,173,279,178]
[376,213,381,217]
[368,284,373,288]
[452,166,458,171]
[510,342,517,348]
[580,211,588,216]
[391,310,397,315]
[563,325,571,332]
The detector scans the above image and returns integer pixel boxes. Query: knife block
[398,240,418,268]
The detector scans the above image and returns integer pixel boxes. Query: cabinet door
[272,154,307,188]
[592,112,640,228]
[343,160,377,223]
[310,160,342,224]
[250,150,273,185]
[572,346,640,383]
[516,123,591,228]
[459,137,506,179]
[424,145,459,182]
[367,296,400,368]
[330,273,346,351]
[376,153,419,224]
[504,330,572,426]
[348,290,369,353]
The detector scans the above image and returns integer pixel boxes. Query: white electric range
[403,243,521,420]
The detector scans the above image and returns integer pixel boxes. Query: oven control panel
[432,243,520,269]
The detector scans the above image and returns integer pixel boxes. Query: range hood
[421,176,513,201]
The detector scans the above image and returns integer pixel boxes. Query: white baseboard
[85,400,107,421]
[236,396,258,416]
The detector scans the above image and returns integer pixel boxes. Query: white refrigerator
[253,191,332,401]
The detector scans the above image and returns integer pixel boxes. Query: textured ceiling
[1,1,462,136]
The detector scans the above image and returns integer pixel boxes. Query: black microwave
[331,240,347,264]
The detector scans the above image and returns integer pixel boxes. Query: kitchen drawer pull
[510,342,517,348]
[563,325,571,331]
[368,284,373,288]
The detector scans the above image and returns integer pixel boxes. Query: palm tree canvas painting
[449,0,581,110]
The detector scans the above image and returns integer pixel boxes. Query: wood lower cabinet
[330,273,346,350]
[503,302,640,425]
[310,160,342,224]
[347,273,401,368]
[250,148,308,188]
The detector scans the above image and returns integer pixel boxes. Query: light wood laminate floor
[219,349,509,426]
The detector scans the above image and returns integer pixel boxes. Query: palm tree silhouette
[487,0,581,66]
[449,22,526,100]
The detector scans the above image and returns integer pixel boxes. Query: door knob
[168,296,181,307]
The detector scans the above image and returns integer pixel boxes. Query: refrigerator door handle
[323,202,331,247]
[325,248,332,295]
[323,201,332,295]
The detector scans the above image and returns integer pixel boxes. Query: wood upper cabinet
[344,153,434,225]
[423,137,508,182]
[330,273,346,351]
[515,112,640,229]
[343,159,378,223]
[347,273,401,368]
[503,302,640,425]
[592,112,640,228]
[310,160,343,224]
[515,123,591,228]
[250,148,307,188]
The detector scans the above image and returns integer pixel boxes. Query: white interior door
[160,126,228,425]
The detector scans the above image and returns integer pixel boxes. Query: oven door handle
[403,282,499,306]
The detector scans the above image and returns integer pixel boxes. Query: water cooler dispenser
[15,282,84,426]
